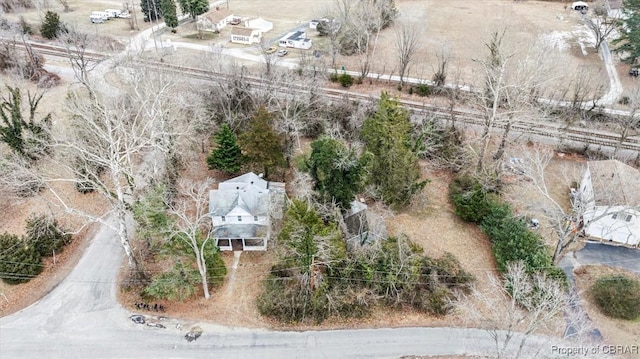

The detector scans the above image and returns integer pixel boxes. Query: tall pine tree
[239,107,286,179]
[159,0,178,28]
[177,0,209,19]
[308,138,371,209]
[207,123,244,174]
[614,0,640,65]
[140,0,163,21]
[362,92,426,209]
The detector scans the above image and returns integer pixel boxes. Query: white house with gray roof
[209,172,285,251]
[579,160,640,247]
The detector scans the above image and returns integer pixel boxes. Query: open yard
[574,265,640,358]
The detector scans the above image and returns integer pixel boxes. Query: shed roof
[588,160,640,206]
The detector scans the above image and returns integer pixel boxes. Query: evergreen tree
[206,124,244,174]
[362,92,426,209]
[308,138,371,209]
[0,86,52,161]
[25,214,72,257]
[40,11,61,39]
[140,0,163,21]
[239,107,286,179]
[0,233,43,284]
[614,0,640,65]
[159,0,178,28]
[177,0,209,19]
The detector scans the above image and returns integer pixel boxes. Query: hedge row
[449,176,565,281]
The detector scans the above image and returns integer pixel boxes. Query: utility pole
[150,0,159,52]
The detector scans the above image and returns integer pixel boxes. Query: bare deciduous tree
[394,22,419,87]
[613,86,640,157]
[463,261,568,359]
[28,71,181,276]
[583,8,618,50]
[514,145,633,262]
[57,26,99,90]
[169,179,215,299]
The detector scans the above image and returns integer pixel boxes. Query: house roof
[231,27,256,36]
[588,160,640,206]
[282,31,307,41]
[202,9,233,23]
[245,18,273,32]
[209,185,270,217]
[344,200,369,237]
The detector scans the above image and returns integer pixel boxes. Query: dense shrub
[416,84,431,97]
[449,175,564,281]
[257,201,475,323]
[449,175,502,223]
[591,275,640,320]
[338,73,353,88]
[0,233,43,284]
[25,214,72,257]
[144,261,200,301]
[41,11,61,39]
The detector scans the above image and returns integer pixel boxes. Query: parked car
[630,68,640,77]
[90,16,105,24]
[265,46,277,54]
[276,49,288,57]
[229,18,241,25]
[130,315,145,324]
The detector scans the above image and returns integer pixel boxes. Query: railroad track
[5,40,640,152]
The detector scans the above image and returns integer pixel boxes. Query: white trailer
[104,9,122,19]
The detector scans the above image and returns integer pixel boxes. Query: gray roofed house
[579,160,640,247]
[210,172,285,251]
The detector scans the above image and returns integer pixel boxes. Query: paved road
[0,216,563,358]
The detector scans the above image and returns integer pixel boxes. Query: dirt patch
[574,265,640,357]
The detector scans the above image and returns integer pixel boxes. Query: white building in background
[230,18,273,45]
[278,31,312,49]
[197,8,235,33]
[579,160,640,247]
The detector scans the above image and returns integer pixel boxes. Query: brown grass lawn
[574,265,640,358]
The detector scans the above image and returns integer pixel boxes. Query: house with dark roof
[209,173,285,251]
[579,160,640,247]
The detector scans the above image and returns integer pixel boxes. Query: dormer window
[238,216,242,222]
[221,216,226,222]
[254,216,258,221]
